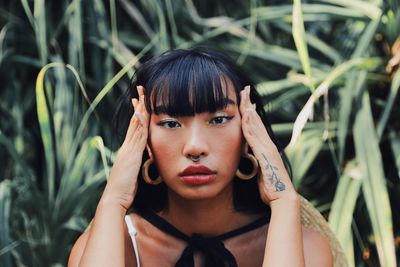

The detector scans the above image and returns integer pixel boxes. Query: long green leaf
[0,180,12,267]
[20,0,35,28]
[292,0,314,91]
[275,22,342,64]
[329,160,362,267]
[285,129,325,187]
[68,0,86,80]
[354,92,396,267]
[36,63,57,203]
[337,70,367,167]
[109,0,118,50]
[352,18,381,58]
[33,0,47,64]
[389,130,400,179]
[377,69,400,139]
[288,57,381,149]
[63,38,157,177]
[318,0,381,20]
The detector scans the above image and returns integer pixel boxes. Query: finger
[134,112,146,125]
[124,115,140,143]
[240,85,255,115]
[132,98,138,110]
[126,99,139,136]
[136,85,150,121]
[245,86,254,110]
[129,123,144,145]
[239,87,248,116]
[137,85,144,97]
[242,86,250,109]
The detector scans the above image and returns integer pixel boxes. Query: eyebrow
[154,97,236,112]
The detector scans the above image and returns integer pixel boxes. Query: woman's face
[148,82,243,200]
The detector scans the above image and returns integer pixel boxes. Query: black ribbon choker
[139,209,271,267]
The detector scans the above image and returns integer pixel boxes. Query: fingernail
[136,85,143,94]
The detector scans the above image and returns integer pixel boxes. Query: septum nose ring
[189,155,200,162]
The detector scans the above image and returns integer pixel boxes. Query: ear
[146,144,154,159]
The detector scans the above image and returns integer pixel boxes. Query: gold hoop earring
[236,153,259,180]
[142,158,162,185]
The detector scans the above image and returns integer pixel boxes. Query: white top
[125,215,141,267]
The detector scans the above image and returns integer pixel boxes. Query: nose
[182,126,209,160]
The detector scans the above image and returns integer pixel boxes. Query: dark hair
[113,47,291,214]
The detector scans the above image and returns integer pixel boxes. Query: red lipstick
[179,165,216,185]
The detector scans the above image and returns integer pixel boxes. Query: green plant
[0,0,398,266]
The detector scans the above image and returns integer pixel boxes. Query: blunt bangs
[140,49,241,117]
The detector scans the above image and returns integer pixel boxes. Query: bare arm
[68,86,149,267]
[240,86,333,266]
[68,209,137,267]
[77,199,127,266]
[263,195,305,266]
[240,86,305,266]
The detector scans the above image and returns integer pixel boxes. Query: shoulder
[302,225,333,267]
[67,220,137,267]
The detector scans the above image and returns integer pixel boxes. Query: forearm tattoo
[261,153,286,192]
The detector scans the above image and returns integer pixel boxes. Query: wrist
[99,191,130,214]
[269,192,300,210]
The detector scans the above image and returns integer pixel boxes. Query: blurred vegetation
[0,0,399,266]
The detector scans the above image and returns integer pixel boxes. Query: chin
[169,182,233,201]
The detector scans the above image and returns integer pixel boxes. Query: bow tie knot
[138,210,271,267]
[189,234,215,249]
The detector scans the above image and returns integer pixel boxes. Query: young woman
[68,47,333,266]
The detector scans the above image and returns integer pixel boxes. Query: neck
[159,184,257,237]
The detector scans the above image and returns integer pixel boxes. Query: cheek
[210,121,243,170]
[149,127,178,160]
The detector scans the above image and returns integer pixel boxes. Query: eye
[209,116,233,125]
[157,120,181,129]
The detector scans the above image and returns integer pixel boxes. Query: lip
[179,165,217,185]
[180,165,216,176]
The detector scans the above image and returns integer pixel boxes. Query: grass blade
[337,70,367,167]
[389,129,400,179]
[287,57,381,149]
[109,0,118,49]
[63,38,157,175]
[292,0,314,91]
[33,0,47,64]
[36,63,59,203]
[285,129,325,187]
[318,0,381,20]
[0,180,13,267]
[351,18,381,58]
[20,0,35,28]
[354,92,396,267]
[329,160,362,267]
[377,69,400,139]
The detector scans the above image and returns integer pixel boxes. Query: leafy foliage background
[0,0,399,266]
